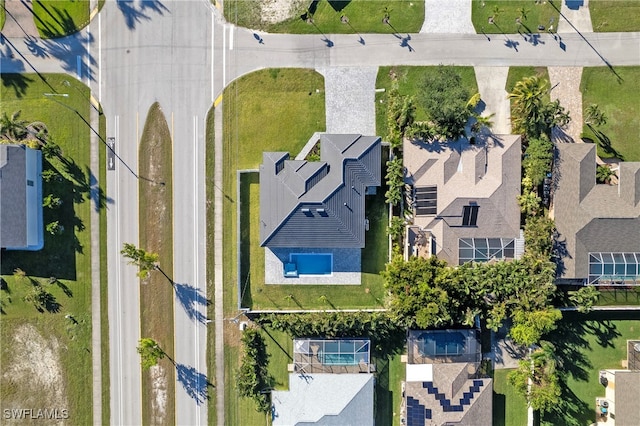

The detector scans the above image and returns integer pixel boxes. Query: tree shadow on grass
[0,69,32,98]
[176,363,210,406]
[173,282,211,324]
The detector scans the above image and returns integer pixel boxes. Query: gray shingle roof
[553,144,640,280]
[0,145,43,250]
[260,134,381,248]
[614,371,640,425]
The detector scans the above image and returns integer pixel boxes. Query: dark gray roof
[554,144,640,279]
[0,145,43,250]
[260,134,381,248]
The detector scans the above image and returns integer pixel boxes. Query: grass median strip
[138,102,175,425]
[32,0,90,38]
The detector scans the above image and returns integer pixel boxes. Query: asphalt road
[2,6,640,426]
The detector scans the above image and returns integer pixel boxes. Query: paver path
[421,0,475,34]
[557,0,593,33]
[2,0,39,38]
[548,66,583,143]
[317,66,377,135]
[474,66,511,134]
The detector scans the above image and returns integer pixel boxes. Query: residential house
[553,143,640,285]
[0,144,44,251]
[595,340,640,425]
[402,329,492,426]
[403,135,522,265]
[271,338,375,425]
[259,134,381,284]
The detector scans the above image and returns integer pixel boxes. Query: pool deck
[265,247,362,285]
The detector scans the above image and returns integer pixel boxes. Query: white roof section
[406,363,433,382]
[272,373,374,425]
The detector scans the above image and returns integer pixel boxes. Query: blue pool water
[290,253,333,275]
[320,353,356,365]
[418,331,466,356]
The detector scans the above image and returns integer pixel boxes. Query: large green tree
[523,135,554,186]
[418,66,472,140]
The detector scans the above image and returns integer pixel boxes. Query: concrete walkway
[1,0,39,37]
[558,0,593,33]
[317,66,378,135]
[421,0,475,34]
[474,66,511,134]
[549,66,584,143]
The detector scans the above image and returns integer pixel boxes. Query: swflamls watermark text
[3,408,69,420]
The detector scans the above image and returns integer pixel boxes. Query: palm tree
[382,6,392,24]
[585,104,607,127]
[596,165,616,184]
[508,76,549,136]
[0,111,28,143]
[121,243,160,278]
[137,338,167,369]
[489,5,503,24]
[516,7,530,21]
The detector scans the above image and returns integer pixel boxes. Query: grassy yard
[541,311,640,426]
[224,0,424,34]
[471,0,559,35]
[0,73,104,424]
[492,368,528,426]
[375,66,479,140]
[221,68,326,421]
[376,353,405,425]
[33,0,90,38]
[205,107,218,426]
[590,1,640,32]
[138,102,175,425]
[595,288,640,306]
[581,67,640,161]
[0,0,5,31]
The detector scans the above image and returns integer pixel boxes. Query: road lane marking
[229,25,234,51]
[214,94,223,108]
[98,13,102,102]
[114,115,125,426]
[211,13,215,103]
[193,114,200,425]
[223,25,226,87]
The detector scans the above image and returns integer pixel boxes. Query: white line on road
[229,25,234,51]
[98,13,102,102]
[223,25,226,87]
[77,55,82,79]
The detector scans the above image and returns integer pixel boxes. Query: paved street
[1,2,640,425]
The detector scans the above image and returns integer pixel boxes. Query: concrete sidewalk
[2,0,39,38]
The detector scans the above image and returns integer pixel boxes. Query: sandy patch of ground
[2,324,68,424]
[149,365,168,425]
[260,0,305,24]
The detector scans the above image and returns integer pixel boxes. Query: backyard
[541,311,640,425]
[492,368,528,426]
[581,66,640,162]
[0,73,106,424]
[224,0,424,34]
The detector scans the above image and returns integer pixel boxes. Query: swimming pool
[418,331,466,356]
[289,253,333,276]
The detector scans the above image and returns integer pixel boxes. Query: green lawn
[493,368,528,426]
[98,111,110,425]
[0,0,5,31]
[33,0,90,38]
[595,288,640,306]
[138,102,176,425]
[376,353,405,425]
[541,312,640,425]
[471,0,559,35]
[205,107,218,426]
[0,73,105,425]
[581,67,640,161]
[590,1,640,32]
[224,0,424,34]
[376,66,479,140]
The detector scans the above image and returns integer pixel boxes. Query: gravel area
[548,67,583,143]
[421,0,475,34]
[317,67,378,135]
